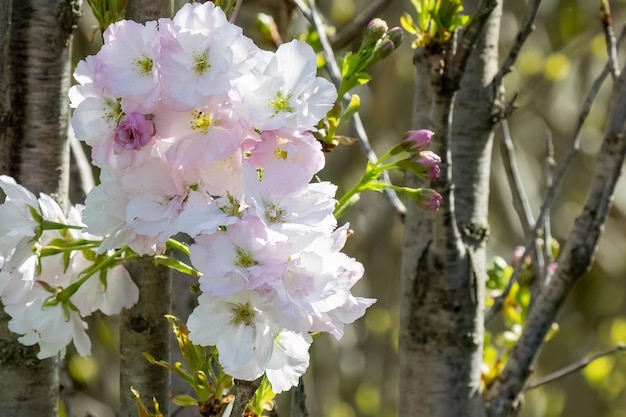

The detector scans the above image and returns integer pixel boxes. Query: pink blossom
[113,112,154,150]
[247,130,325,195]
[402,129,434,152]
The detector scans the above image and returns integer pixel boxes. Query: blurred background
[65,1,626,416]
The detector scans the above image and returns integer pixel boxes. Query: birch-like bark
[0,0,80,416]
[118,2,174,417]
[399,1,501,416]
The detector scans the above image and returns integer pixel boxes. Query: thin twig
[499,119,534,236]
[330,0,394,49]
[293,0,406,216]
[525,344,626,391]
[227,0,243,23]
[495,0,542,81]
[69,131,95,198]
[541,129,555,280]
[484,30,623,324]
[601,0,620,80]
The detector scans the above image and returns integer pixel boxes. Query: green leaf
[400,13,419,35]
[171,394,199,407]
[193,371,212,402]
[131,387,163,417]
[166,238,190,257]
[142,352,193,384]
[153,255,200,277]
[165,315,205,374]
[341,53,360,78]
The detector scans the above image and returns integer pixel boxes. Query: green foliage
[131,387,164,417]
[86,0,129,31]
[308,19,402,150]
[401,0,470,48]
[140,315,275,416]
[248,377,276,417]
[482,241,561,390]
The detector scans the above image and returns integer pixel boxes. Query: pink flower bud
[418,188,442,211]
[113,112,154,150]
[426,165,441,180]
[402,129,434,153]
[415,150,441,167]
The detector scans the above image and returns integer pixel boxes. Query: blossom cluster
[65,2,371,393]
[0,176,138,359]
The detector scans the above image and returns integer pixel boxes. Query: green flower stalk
[334,129,442,217]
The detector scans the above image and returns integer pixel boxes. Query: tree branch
[484,32,622,324]
[230,377,263,417]
[291,377,310,417]
[293,0,407,217]
[524,344,626,391]
[486,55,626,417]
[445,0,499,93]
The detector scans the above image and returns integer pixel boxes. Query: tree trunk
[117,3,174,417]
[0,0,80,416]
[399,1,502,416]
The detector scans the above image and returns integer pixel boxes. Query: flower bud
[402,129,434,153]
[361,18,389,49]
[373,39,396,60]
[415,150,441,167]
[426,165,441,180]
[415,188,442,211]
[386,27,404,48]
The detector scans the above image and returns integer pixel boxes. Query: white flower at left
[0,176,138,358]
[0,175,40,272]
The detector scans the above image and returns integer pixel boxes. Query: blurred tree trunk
[117,2,173,417]
[399,1,502,416]
[0,0,80,416]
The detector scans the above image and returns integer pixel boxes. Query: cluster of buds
[360,18,404,62]
[336,19,404,98]
[334,129,443,217]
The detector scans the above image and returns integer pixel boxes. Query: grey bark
[399,1,501,416]
[0,0,80,416]
[117,3,173,417]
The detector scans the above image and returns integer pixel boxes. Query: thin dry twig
[601,0,620,80]
[293,0,406,216]
[330,0,393,49]
[525,344,626,391]
[541,129,555,280]
[498,119,534,236]
[495,0,542,82]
